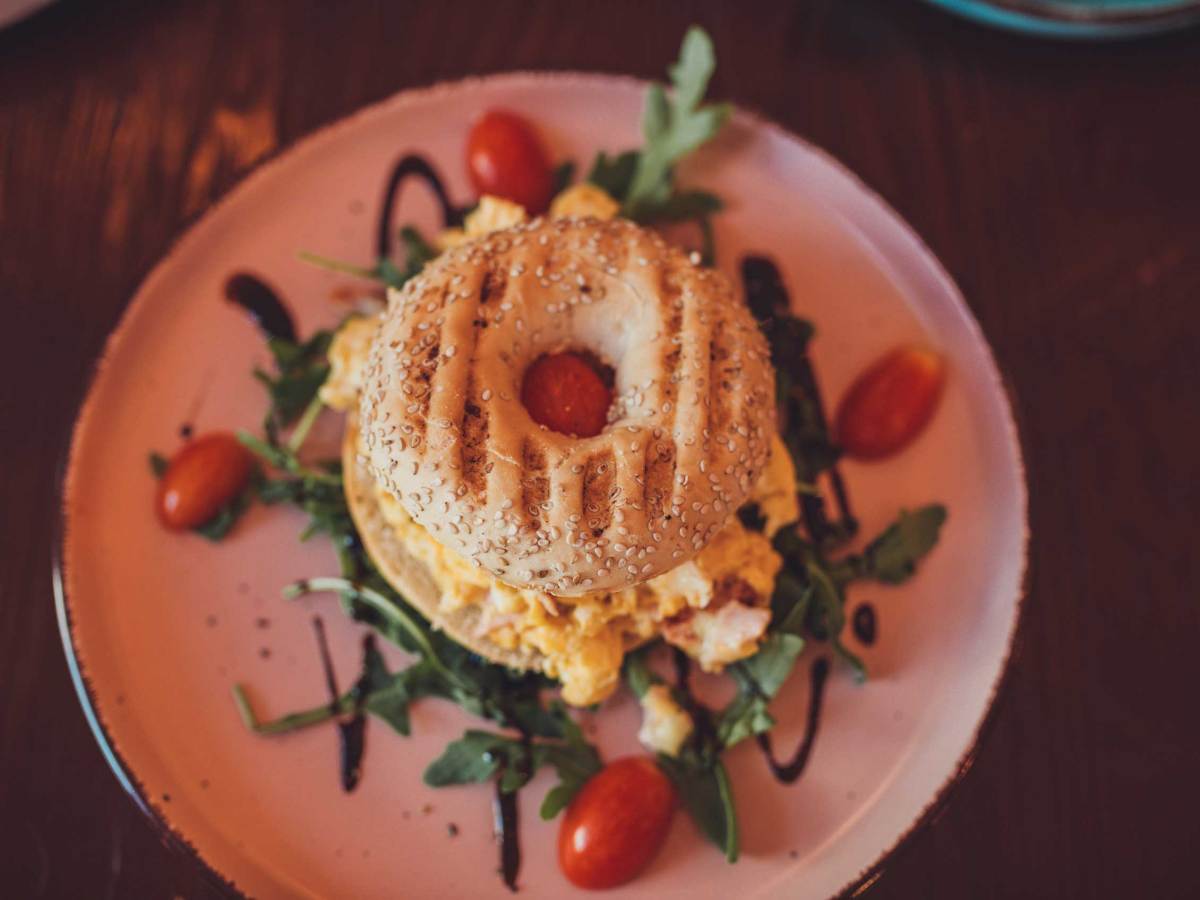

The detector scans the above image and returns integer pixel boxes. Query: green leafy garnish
[299,224,439,291]
[621,647,741,861]
[586,150,639,199]
[550,160,577,196]
[659,755,739,862]
[584,26,729,261]
[424,711,601,820]
[148,451,169,477]
[253,331,332,442]
[192,488,254,542]
[831,505,949,586]
[623,27,730,221]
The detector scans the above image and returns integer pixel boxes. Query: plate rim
[52,68,1031,900]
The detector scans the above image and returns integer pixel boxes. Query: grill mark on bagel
[479,261,506,307]
[648,263,685,519]
[582,451,616,538]
[521,440,550,534]
[643,440,677,526]
[461,376,489,502]
[361,217,776,596]
[709,330,734,443]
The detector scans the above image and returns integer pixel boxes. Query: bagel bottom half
[342,413,547,672]
[342,412,793,697]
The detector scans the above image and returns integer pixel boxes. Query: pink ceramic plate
[56,73,1028,899]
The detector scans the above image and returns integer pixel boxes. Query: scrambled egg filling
[325,184,800,706]
[638,685,694,757]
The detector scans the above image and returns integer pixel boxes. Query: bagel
[344,408,793,705]
[342,411,546,673]
[358,216,777,597]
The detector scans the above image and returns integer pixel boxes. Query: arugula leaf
[192,487,254,542]
[833,505,948,586]
[148,451,169,477]
[718,632,805,748]
[583,27,728,240]
[537,713,603,819]
[395,226,438,283]
[659,755,739,863]
[299,223,438,291]
[715,692,773,749]
[738,633,806,699]
[253,330,332,439]
[424,717,600,820]
[550,160,576,196]
[424,730,514,788]
[636,189,723,223]
[770,568,814,637]
[622,646,659,700]
[624,27,730,220]
[586,150,639,198]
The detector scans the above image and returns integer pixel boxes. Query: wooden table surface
[2,1,1198,897]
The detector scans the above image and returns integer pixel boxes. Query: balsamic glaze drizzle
[375,154,466,262]
[311,617,370,792]
[739,255,857,543]
[491,703,533,892]
[852,604,877,646]
[493,769,523,892]
[224,273,297,343]
[740,255,866,786]
[755,658,831,784]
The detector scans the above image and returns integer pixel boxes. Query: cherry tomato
[156,432,254,530]
[558,756,676,890]
[466,110,553,214]
[521,352,612,438]
[834,346,945,461]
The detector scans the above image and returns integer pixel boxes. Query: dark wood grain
[2,1,1198,897]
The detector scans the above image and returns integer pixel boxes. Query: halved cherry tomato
[834,346,945,461]
[156,432,254,530]
[466,110,553,214]
[558,756,676,890]
[521,352,612,438]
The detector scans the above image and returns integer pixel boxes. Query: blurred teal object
[924,0,1200,37]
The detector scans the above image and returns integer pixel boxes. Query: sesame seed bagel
[342,413,546,672]
[358,216,776,596]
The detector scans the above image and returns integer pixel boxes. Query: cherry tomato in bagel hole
[465,109,554,213]
[558,756,676,890]
[521,352,612,438]
[156,432,254,530]
[834,346,945,461]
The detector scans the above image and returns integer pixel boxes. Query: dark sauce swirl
[493,768,523,892]
[224,273,296,343]
[755,658,831,784]
[375,154,467,261]
[852,604,877,646]
[740,255,857,543]
[311,617,371,792]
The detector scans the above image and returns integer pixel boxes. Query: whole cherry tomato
[156,432,254,530]
[558,756,676,890]
[521,352,612,438]
[466,110,553,214]
[834,346,945,461]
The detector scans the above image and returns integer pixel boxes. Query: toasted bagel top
[359,216,775,595]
